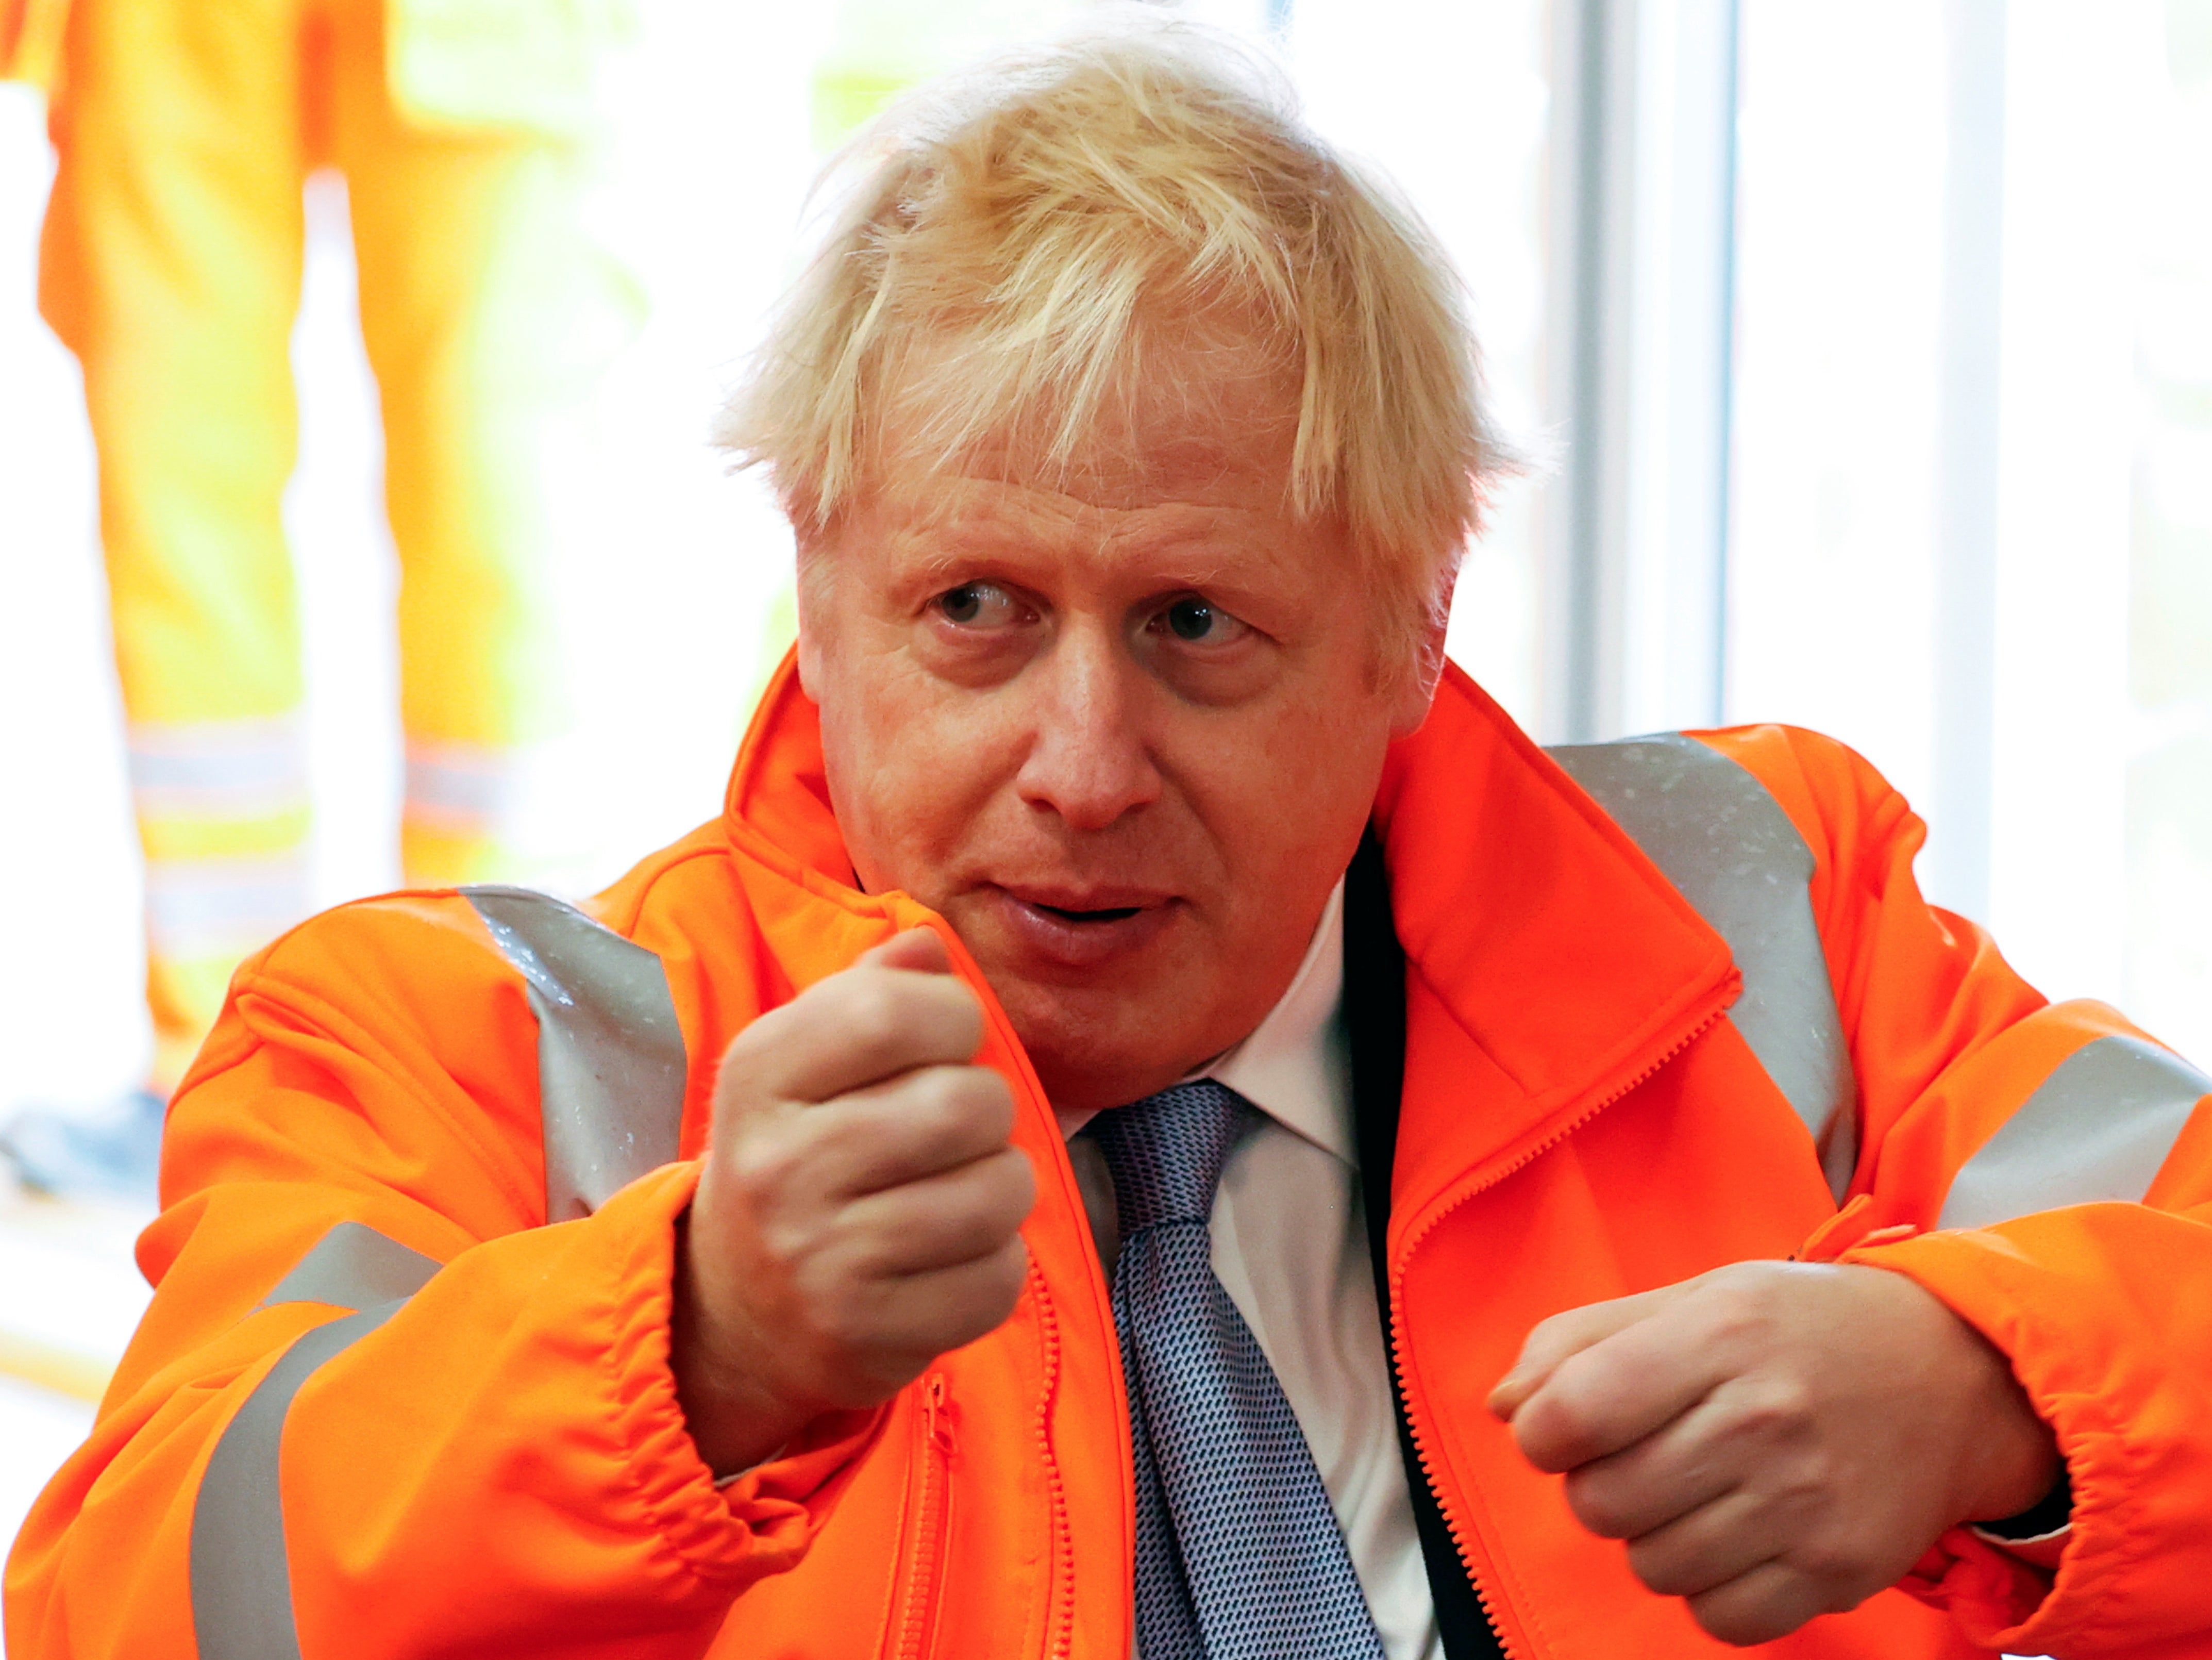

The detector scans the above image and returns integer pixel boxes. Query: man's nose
[1012,626,1163,832]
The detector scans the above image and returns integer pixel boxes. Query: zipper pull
[922,1372,953,1450]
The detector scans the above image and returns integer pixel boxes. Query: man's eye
[1155,597,1249,645]
[935,582,1021,627]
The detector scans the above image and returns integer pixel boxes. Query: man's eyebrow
[901,547,979,586]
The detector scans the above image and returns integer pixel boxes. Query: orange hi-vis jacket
[12,657,2212,1660]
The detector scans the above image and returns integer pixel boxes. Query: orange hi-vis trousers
[36,0,593,1085]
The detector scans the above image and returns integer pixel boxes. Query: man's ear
[1387,575,1455,739]
[792,536,826,706]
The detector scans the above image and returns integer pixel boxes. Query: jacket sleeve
[1735,725,2212,1659]
[3,894,881,1660]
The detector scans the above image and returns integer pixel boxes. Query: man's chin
[977,968,1205,1111]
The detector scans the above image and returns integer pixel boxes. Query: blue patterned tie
[1085,1081,1388,1660]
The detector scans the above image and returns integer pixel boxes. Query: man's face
[797,366,1435,1112]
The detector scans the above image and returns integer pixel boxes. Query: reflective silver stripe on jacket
[192,1225,442,1660]
[1549,733,1859,1200]
[464,886,689,1222]
[1939,1034,2210,1229]
[188,890,687,1650]
[254,1221,442,1314]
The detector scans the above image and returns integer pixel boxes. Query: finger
[857,926,952,976]
[1684,1559,1840,1648]
[1560,1388,1745,1540]
[1619,1486,1775,1599]
[721,960,985,1108]
[876,1236,1031,1353]
[810,1237,1033,1397]
[1522,1304,1768,1475]
[833,1145,1037,1276]
[1510,1300,1746,1473]
[720,1065,1016,1246]
[1488,1283,1684,1420]
[803,1064,1018,1198]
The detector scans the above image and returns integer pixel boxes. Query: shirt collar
[1053,877,1355,1169]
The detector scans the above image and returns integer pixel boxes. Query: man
[11,28,2212,1660]
[1,0,625,1143]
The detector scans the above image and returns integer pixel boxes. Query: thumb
[1486,1283,1682,1422]
[857,925,953,975]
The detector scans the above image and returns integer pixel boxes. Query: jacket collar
[720,653,1735,1194]
[722,654,856,892]
[1371,665,1738,1229]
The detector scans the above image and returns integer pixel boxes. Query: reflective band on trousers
[143,860,312,958]
[1549,734,1860,1201]
[191,1224,442,1660]
[404,741,522,820]
[464,886,688,1221]
[128,716,309,819]
[1940,1034,2210,1229]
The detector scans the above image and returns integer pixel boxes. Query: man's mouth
[1033,902,1144,923]
[987,885,1176,968]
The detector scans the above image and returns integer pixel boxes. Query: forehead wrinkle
[883,466,1277,551]
[1091,505,1269,586]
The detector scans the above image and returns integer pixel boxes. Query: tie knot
[1084,1080,1256,1236]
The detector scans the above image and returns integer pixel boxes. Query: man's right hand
[672,927,1036,1475]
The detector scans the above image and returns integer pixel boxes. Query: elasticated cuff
[587,1160,889,1589]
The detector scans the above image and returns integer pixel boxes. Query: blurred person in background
[0,0,629,1196]
[12,23,2212,1660]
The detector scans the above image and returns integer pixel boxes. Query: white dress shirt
[1058,882,1446,1660]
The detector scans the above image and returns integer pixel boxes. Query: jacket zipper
[932,927,1082,1660]
[884,1372,956,1660]
[1388,993,1734,1660]
[1027,1257,1079,1660]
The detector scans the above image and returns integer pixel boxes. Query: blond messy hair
[715,21,1515,689]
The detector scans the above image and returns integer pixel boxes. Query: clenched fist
[673,928,1037,1474]
[1488,1261,2060,1646]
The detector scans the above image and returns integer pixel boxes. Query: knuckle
[1820,1576,1878,1618]
[970,1236,1028,1295]
[950,1171,1031,1252]
[929,974,986,1040]
[1786,1446,1838,1505]
[1513,1399,1588,1473]
[982,1146,1037,1216]
[964,1064,1016,1124]
[1729,1373,1813,1439]
[727,1136,803,1214]
[1692,1605,1774,1648]
[1703,1284,1774,1348]
[808,1270,886,1351]
[898,1066,964,1127]
[981,1238,1031,1309]
[931,1263,1021,1352]
[1687,1581,1802,1649]
[715,1019,785,1103]
[1563,1473,1630,1539]
[1537,1368,1611,1458]
[932,1065,1011,1134]
[1624,1538,1690,1597]
[1791,1541,1857,1590]
[841,975,909,1054]
[1787,1524,1874,1595]
[1771,1377,1816,1432]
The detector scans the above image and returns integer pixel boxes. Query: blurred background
[2,0,2209,1576]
